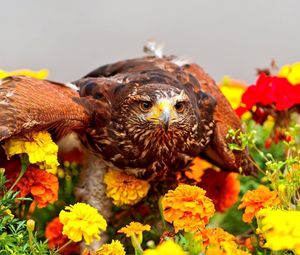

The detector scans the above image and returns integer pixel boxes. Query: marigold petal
[162,184,215,233]
[257,209,300,254]
[239,185,280,223]
[118,222,150,237]
[59,203,107,245]
[4,131,59,174]
[144,240,186,255]
[104,169,150,206]
[95,240,126,255]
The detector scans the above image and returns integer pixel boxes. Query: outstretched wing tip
[0,76,89,142]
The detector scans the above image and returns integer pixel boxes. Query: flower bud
[27,219,35,232]
[146,240,155,249]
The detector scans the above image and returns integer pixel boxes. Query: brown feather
[0,76,89,141]
[183,63,256,175]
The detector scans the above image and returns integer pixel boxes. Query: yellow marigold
[118,221,150,238]
[238,185,280,223]
[0,69,48,80]
[221,241,252,255]
[95,240,126,255]
[278,62,300,85]
[162,184,215,232]
[118,221,150,247]
[4,131,59,174]
[219,76,247,109]
[104,169,150,206]
[256,209,300,254]
[143,240,186,255]
[59,202,107,245]
[206,240,251,255]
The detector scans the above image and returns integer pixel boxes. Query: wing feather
[183,63,256,175]
[0,76,89,141]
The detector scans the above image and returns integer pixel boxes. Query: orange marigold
[118,221,151,246]
[6,164,59,208]
[199,169,240,212]
[206,245,224,255]
[201,227,236,246]
[237,237,254,252]
[203,228,251,255]
[238,185,280,223]
[118,221,151,237]
[162,184,215,232]
[185,157,212,182]
[45,217,79,255]
[206,242,251,255]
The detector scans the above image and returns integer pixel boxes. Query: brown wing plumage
[183,63,255,175]
[0,76,89,141]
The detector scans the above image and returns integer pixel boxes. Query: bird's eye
[175,102,185,113]
[140,101,153,112]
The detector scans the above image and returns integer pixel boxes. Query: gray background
[1,0,299,83]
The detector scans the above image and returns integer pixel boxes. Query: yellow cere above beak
[146,99,174,131]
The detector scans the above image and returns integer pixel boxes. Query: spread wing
[0,76,89,141]
[183,63,256,175]
[82,56,256,175]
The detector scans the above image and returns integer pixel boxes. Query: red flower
[236,74,300,117]
[58,148,84,165]
[264,138,272,149]
[45,217,80,254]
[198,169,240,212]
[5,162,59,208]
[264,128,293,149]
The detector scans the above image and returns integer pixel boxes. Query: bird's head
[133,88,191,132]
[120,84,190,126]
[117,83,213,155]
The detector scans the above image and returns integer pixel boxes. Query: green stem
[158,196,167,230]
[249,222,257,234]
[135,248,140,255]
[131,234,144,255]
[28,229,36,255]
[247,155,265,176]
[253,144,269,162]
[24,202,31,218]
[9,156,29,191]
[57,239,73,253]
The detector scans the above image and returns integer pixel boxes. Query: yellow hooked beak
[146,100,173,131]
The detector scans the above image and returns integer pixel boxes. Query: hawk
[0,48,256,217]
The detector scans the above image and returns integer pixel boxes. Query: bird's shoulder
[76,56,206,101]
